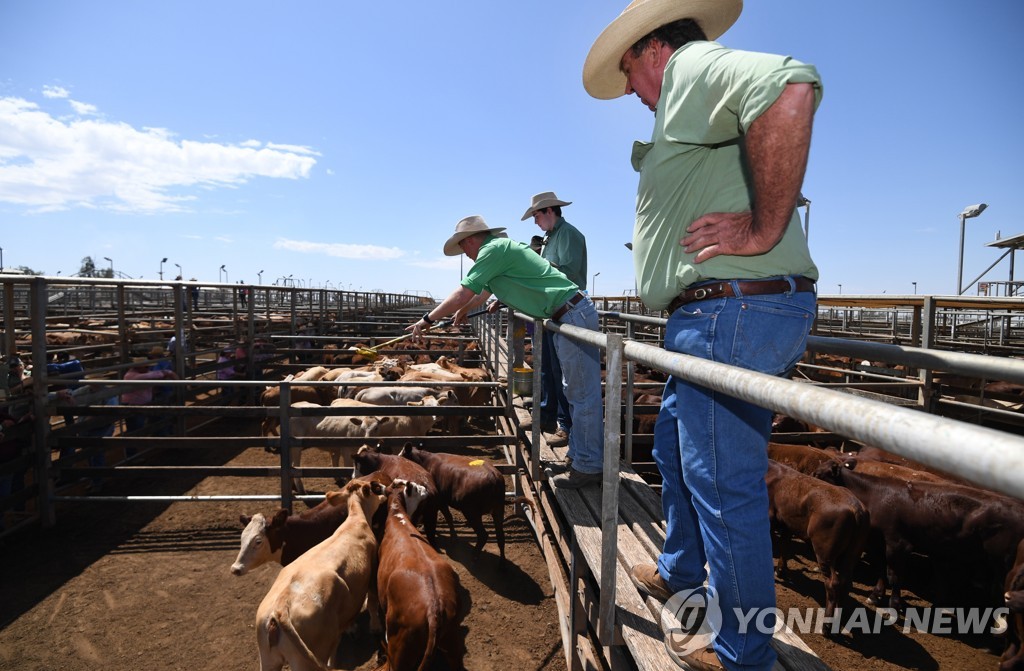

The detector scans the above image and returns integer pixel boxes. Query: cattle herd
[765,433,1024,670]
[234,354,514,670]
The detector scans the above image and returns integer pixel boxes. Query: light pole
[174,263,182,279]
[837,283,842,294]
[957,203,988,295]
[219,264,226,283]
[912,281,917,295]
[0,246,4,271]
[159,257,167,280]
[257,269,263,285]
[591,271,601,295]
[797,193,811,241]
[103,256,113,277]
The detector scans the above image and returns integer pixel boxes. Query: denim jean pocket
[664,300,724,360]
[729,299,813,375]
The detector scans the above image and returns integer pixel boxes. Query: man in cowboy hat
[584,2,822,670]
[407,215,604,488]
[521,191,589,449]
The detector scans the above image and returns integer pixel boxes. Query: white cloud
[0,94,318,214]
[42,85,69,99]
[69,100,97,115]
[274,237,406,261]
[214,236,233,243]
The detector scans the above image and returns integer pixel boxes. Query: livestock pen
[2,274,1024,671]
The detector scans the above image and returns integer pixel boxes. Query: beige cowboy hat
[583,0,743,100]
[443,215,507,256]
[520,191,572,221]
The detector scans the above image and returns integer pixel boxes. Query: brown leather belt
[667,276,816,314]
[550,292,585,321]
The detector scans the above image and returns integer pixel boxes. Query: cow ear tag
[468,460,484,467]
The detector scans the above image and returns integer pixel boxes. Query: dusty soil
[0,413,1012,670]
[0,417,567,671]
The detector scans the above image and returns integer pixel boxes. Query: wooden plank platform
[510,402,829,671]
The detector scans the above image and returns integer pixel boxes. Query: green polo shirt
[542,217,588,291]
[631,41,822,311]
[461,235,578,318]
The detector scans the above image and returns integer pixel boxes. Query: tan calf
[254,479,387,671]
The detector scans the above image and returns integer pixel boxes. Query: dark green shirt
[542,217,588,291]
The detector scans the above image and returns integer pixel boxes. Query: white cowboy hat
[583,0,743,100]
[443,215,507,256]
[520,191,573,221]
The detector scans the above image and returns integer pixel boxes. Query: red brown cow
[352,444,440,545]
[399,443,507,562]
[813,459,1024,612]
[1003,539,1024,671]
[848,445,971,485]
[767,442,841,475]
[231,472,392,576]
[376,479,466,671]
[766,460,870,618]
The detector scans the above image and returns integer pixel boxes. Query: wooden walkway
[507,402,830,671]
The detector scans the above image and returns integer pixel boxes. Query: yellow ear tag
[468,459,484,466]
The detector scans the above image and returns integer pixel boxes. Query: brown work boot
[630,563,675,603]
[669,645,725,671]
[544,428,569,447]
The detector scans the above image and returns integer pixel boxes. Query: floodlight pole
[957,203,988,295]
[159,257,167,281]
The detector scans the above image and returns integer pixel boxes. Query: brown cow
[352,444,440,545]
[376,479,466,671]
[254,478,387,671]
[766,460,870,618]
[399,443,507,562]
[813,459,1024,612]
[850,445,972,486]
[1003,539,1024,671]
[231,472,392,576]
[767,442,841,475]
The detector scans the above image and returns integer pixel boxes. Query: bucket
[512,367,534,396]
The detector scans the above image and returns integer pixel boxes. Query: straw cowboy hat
[583,0,743,100]
[149,345,166,357]
[443,215,507,256]
[520,191,572,221]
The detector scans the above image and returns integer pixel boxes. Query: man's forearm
[745,82,816,250]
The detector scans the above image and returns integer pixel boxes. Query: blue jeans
[653,281,815,670]
[551,296,603,473]
[540,328,571,431]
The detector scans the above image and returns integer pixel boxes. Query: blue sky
[1,1,1022,298]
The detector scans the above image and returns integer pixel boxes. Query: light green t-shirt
[542,217,588,291]
[461,235,578,318]
[631,41,823,311]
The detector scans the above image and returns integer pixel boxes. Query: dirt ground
[0,414,1012,671]
[0,417,567,671]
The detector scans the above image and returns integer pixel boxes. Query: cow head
[388,478,428,518]
[231,509,287,576]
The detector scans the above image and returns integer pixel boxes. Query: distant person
[238,281,248,308]
[407,215,604,489]
[121,355,178,454]
[521,191,588,450]
[189,279,200,311]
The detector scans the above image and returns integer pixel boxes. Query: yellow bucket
[512,367,534,396]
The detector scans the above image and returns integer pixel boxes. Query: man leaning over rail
[406,215,604,489]
[584,0,821,669]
